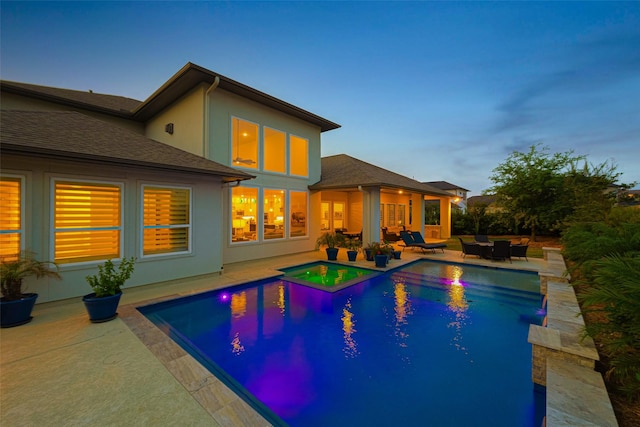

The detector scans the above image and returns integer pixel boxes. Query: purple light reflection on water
[142,261,544,427]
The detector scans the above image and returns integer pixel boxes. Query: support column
[360,186,381,244]
[439,197,452,239]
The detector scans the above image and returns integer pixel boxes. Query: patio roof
[0,110,255,182]
[309,154,451,197]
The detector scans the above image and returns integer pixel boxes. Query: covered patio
[310,154,454,244]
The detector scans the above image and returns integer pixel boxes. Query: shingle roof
[0,110,254,182]
[309,154,451,196]
[1,81,141,116]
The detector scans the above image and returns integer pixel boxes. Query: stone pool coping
[528,247,618,426]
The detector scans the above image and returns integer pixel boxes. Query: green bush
[562,207,640,400]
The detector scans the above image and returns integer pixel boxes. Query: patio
[0,247,567,426]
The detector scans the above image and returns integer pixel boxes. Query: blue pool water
[141,260,545,426]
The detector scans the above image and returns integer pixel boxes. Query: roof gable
[0,110,254,181]
[310,154,450,196]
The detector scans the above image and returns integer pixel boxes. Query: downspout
[203,76,220,158]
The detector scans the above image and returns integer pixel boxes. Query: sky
[2,1,639,195]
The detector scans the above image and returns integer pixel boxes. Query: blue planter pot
[347,250,358,262]
[1,293,38,328]
[364,249,374,261]
[82,292,122,323]
[393,250,402,260]
[374,254,388,268]
[326,247,339,261]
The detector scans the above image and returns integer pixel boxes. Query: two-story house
[1,62,453,303]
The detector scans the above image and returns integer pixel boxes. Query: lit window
[232,118,258,169]
[0,176,23,259]
[143,186,191,256]
[231,187,258,242]
[264,127,286,173]
[289,135,308,177]
[264,189,285,240]
[54,180,121,264]
[290,191,308,237]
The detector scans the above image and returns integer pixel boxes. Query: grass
[445,235,563,259]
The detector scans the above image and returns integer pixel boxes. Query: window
[231,187,258,242]
[388,204,396,226]
[289,135,308,177]
[264,189,285,240]
[398,204,406,227]
[0,176,23,259]
[232,118,258,169]
[53,180,121,264]
[289,191,308,237]
[263,127,286,173]
[143,186,191,256]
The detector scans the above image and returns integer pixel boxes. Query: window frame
[289,190,308,239]
[51,177,124,265]
[262,126,287,175]
[230,185,260,244]
[288,134,309,177]
[0,174,25,258]
[141,184,193,259]
[231,116,260,170]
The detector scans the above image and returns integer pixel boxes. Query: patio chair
[458,237,482,258]
[491,240,512,263]
[381,227,401,242]
[510,242,529,261]
[474,235,490,243]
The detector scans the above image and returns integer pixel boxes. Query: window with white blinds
[142,186,191,256]
[53,180,122,264]
[0,176,23,259]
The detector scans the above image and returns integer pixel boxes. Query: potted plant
[345,238,362,262]
[83,257,135,323]
[315,232,346,261]
[1,251,61,328]
[364,242,380,261]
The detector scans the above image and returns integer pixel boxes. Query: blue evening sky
[2,1,639,195]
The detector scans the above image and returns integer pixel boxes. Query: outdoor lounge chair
[474,235,490,243]
[399,231,447,253]
[491,240,512,263]
[458,237,482,258]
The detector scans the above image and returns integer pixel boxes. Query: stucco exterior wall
[2,154,225,303]
[145,86,205,156]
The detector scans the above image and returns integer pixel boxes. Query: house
[1,62,453,303]
[424,181,469,211]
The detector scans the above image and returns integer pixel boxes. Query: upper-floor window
[53,180,122,264]
[289,135,308,177]
[232,117,259,169]
[264,127,286,174]
[0,175,24,259]
[142,185,191,256]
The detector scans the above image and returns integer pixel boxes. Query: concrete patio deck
[1,247,545,426]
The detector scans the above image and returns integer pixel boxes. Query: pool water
[278,261,380,292]
[141,260,545,427]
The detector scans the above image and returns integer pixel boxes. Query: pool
[278,261,381,292]
[140,260,545,426]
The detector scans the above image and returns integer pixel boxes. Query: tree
[488,144,626,240]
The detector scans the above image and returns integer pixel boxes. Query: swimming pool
[140,260,545,426]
